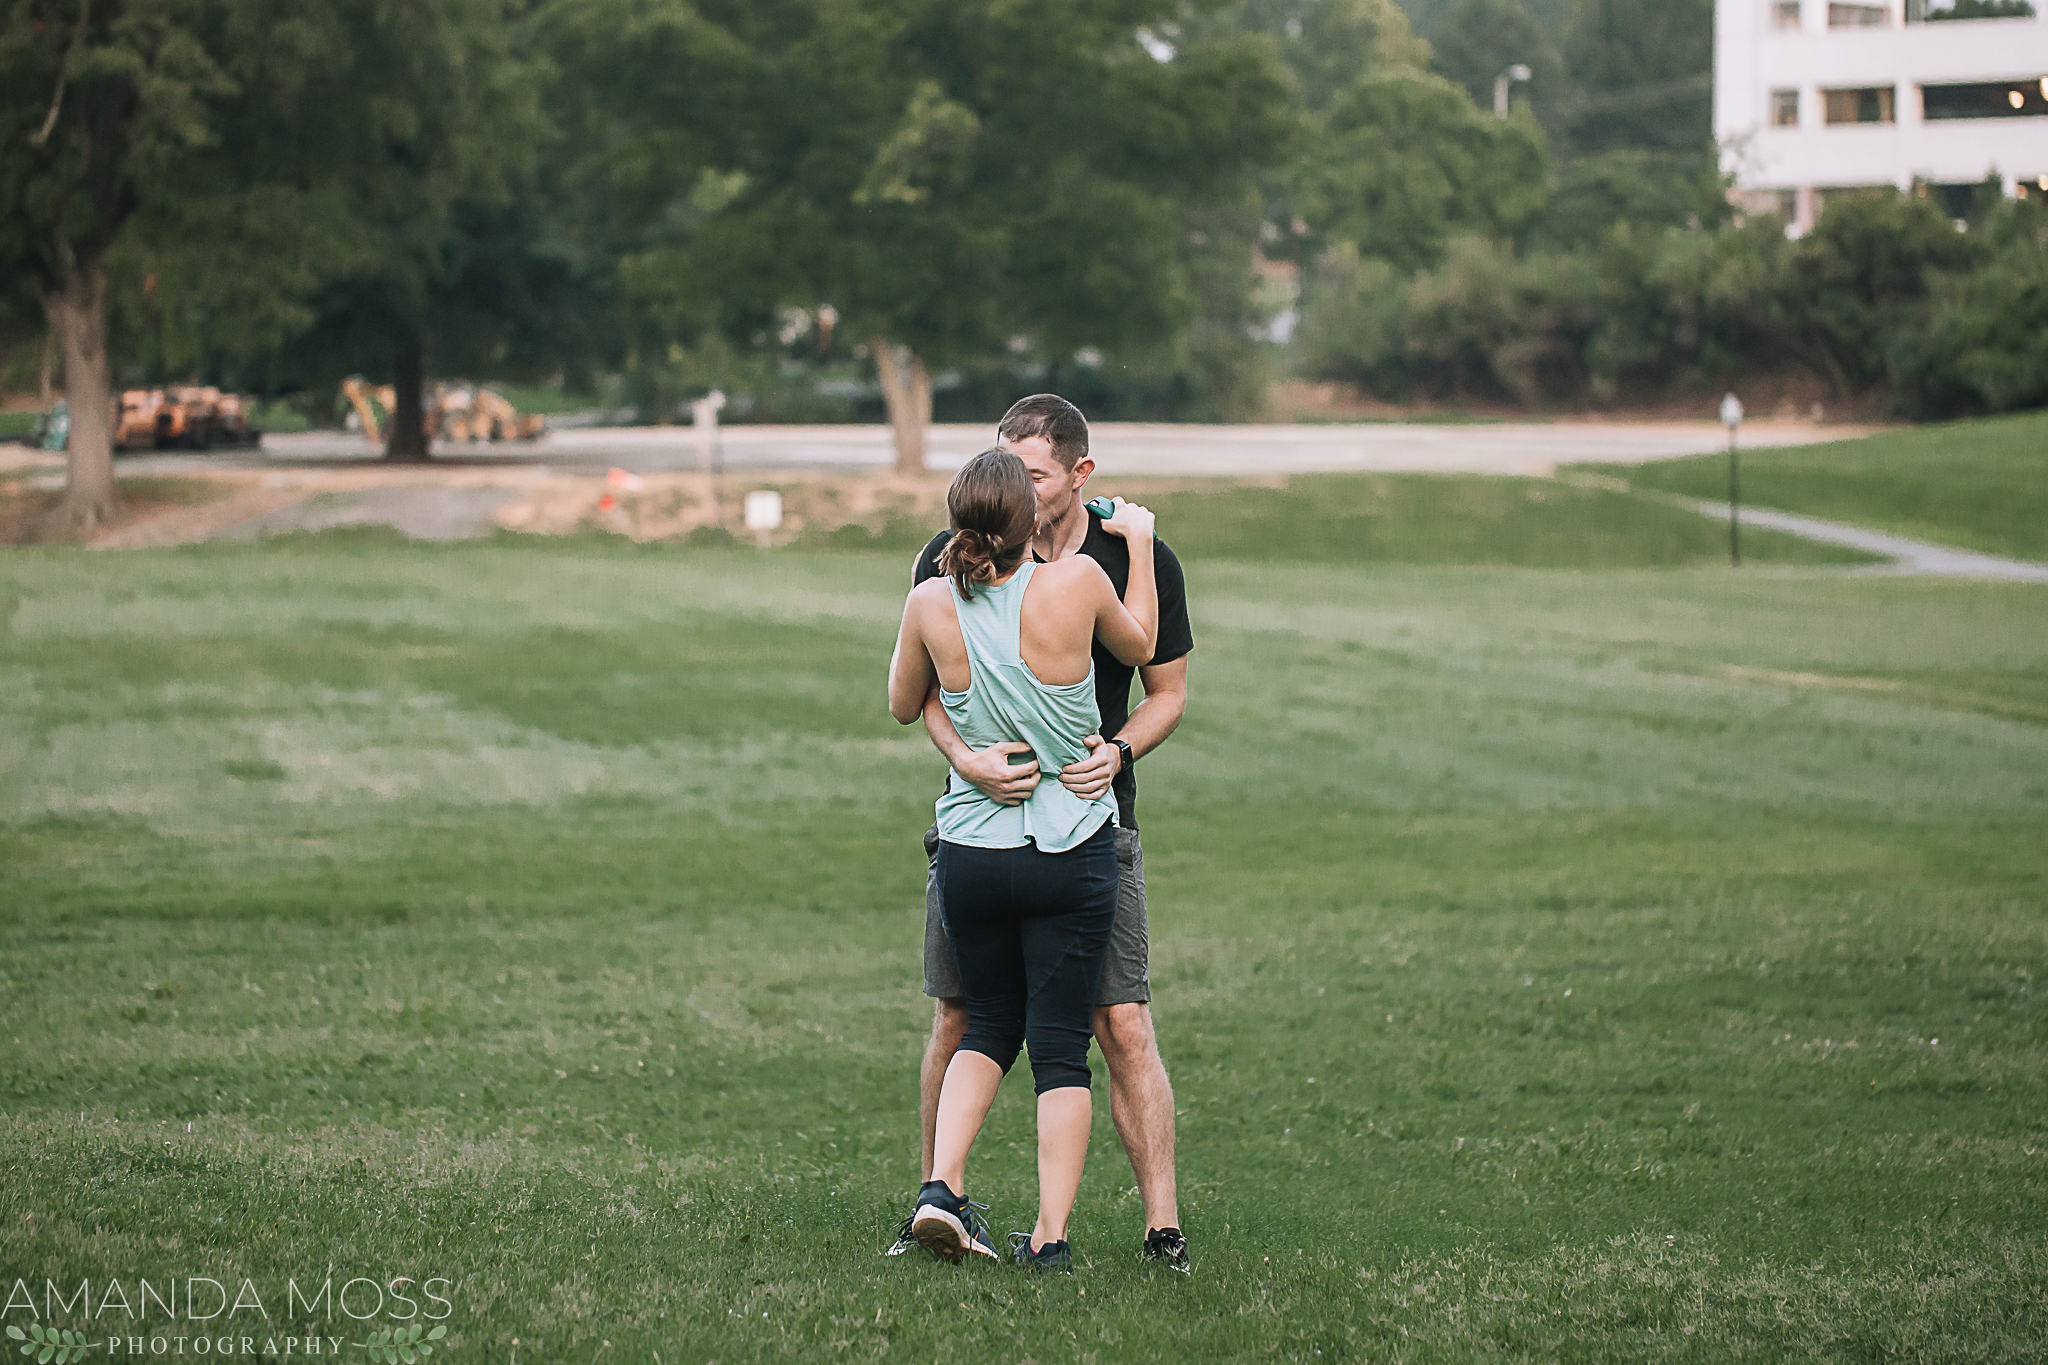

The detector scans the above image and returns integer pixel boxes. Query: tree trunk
[387,333,429,461]
[872,335,931,474]
[42,257,116,540]
[38,328,55,411]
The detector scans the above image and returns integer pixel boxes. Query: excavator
[341,377,546,446]
[114,386,262,451]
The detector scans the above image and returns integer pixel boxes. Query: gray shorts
[922,823,1151,1007]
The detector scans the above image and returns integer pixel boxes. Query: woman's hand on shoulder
[1095,496,1154,544]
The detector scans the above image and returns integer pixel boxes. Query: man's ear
[1070,456,1096,490]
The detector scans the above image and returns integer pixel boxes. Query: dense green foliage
[533,0,1296,434]
[1266,0,2048,418]
[1292,71,1547,274]
[1302,189,2048,416]
[3,537,2045,1357]
[6,0,2044,438]
[1621,410,2048,563]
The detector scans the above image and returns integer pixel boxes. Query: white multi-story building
[1715,0,2048,231]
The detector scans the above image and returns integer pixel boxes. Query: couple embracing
[885,395,1194,1273]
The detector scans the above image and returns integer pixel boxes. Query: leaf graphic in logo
[355,1322,449,1361]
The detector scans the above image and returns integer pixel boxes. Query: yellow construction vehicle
[342,376,545,446]
[210,391,261,446]
[115,389,166,450]
[342,377,394,443]
[466,386,546,441]
[114,386,263,451]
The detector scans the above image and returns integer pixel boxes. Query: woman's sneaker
[1142,1226,1191,1273]
[1009,1232,1073,1273]
[909,1181,998,1264]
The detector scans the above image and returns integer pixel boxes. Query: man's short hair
[998,394,1089,470]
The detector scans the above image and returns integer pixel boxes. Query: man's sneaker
[1142,1226,1191,1273]
[1009,1232,1073,1272]
[884,1214,919,1257]
[909,1181,998,1264]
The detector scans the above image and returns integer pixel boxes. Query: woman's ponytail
[937,527,1002,593]
[940,449,1035,600]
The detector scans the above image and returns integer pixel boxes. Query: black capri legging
[935,823,1119,1094]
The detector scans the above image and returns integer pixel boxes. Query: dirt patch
[0,472,246,546]
[496,468,1278,548]
[504,470,961,546]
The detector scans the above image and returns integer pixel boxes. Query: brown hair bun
[938,448,1034,600]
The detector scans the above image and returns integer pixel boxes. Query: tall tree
[1293,68,1548,272]
[272,0,550,460]
[1,0,550,538]
[1,1,239,535]
[1560,0,1713,154]
[552,0,1291,471]
[1185,0,1427,116]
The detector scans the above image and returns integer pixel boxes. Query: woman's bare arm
[887,589,937,724]
[1092,499,1158,666]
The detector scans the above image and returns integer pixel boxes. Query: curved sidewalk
[1690,500,2048,582]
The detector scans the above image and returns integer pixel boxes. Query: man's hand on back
[1057,735,1120,801]
[922,686,1039,805]
[957,741,1041,805]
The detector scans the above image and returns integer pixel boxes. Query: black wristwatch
[1111,738,1135,773]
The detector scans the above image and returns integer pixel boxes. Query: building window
[1829,2,1891,24]
[1922,79,2048,119]
[1823,86,1897,123]
[1908,0,2036,20]
[1772,0,1804,26]
[1771,89,1801,125]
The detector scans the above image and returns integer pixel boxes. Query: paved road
[112,418,1862,479]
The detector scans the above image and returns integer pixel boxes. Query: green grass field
[1618,411,2048,564]
[808,471,1873,568]
[3,522,2045,1361]
[1125,474,1870,569]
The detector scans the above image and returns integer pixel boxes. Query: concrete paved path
[1690,500,2048,582]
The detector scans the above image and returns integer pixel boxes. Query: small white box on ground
[744,490,783,535]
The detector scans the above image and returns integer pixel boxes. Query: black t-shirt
[914,520,1193,830]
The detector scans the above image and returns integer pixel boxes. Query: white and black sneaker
[909,1181,999,1264]
[1142,1226,1191,1273]
[884,1214,919,1257]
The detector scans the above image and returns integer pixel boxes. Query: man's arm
[1057,657,1188,800]
[921,686,1041,806]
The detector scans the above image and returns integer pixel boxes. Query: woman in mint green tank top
[887,448,1160,1268]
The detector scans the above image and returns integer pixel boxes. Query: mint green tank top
[933,562,1116,852]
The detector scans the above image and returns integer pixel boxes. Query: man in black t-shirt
[889,395,1195,1271]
